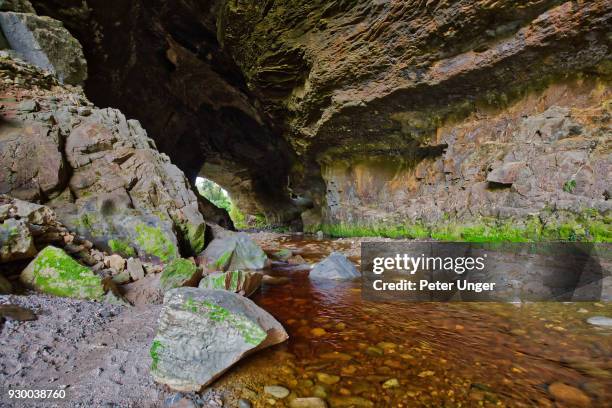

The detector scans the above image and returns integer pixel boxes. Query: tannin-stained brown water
[216,236,612,407]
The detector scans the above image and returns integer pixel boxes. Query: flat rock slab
[150,287,288,392]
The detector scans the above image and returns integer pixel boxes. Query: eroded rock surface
[0,55,208,261]
[30,0,611,236]
[310,252,360,281]
[150,287,288,392]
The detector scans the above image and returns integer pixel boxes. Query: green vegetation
[182,296,266,346]
[563,179,577,193]
[134,223,178,263]
[108,238,136,257]
[159,258,198,292]
[196,178,231,211]
[311,210,610,242]
[213,250,233,270]
[25,246,104,300]
[149,340,164,371]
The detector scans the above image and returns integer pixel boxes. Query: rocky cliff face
[28,0,612,239]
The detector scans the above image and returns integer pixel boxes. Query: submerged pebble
[264,385,290,399]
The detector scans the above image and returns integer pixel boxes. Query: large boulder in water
[198,270,262,297]
[150,287,288,391]
[310,252,360,281]
[20,245,105,300]
[199,232,268,272]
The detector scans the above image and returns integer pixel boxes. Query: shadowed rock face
[31,0,612,232]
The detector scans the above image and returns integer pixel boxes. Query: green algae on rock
[198,270,263,297]
[20,246,104,300]
[150,287,288,392]
[159,258,200,292]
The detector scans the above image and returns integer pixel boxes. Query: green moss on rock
[20,246,104,300]
[108,238,136,257]
[159,258,198,292]
[135,223,178,263]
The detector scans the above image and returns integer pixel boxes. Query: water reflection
[217,236,611,407]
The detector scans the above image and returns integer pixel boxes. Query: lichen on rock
[159,258,199,292]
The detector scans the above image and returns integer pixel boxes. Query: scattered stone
[122,273,163,305]
[310,327,327,337]
[309,252,360,281]
[159,259,200,292]
[107,254,126,272]
[238,399,252,408]
[365,346,383,356]
[316,373,340,385]
[111,270,131,285]
[20,246,105,300]
[548,382,591,407]
[150,287,288,391]
[126,257,145,281]
[382,378,399,389]
[264,385,290,399]
[271,248,292,262]
[289,397,327,408]
[0,218,36,262]
[199,232,268,271]
[327,396,373,407]
[586,316,612,327]
[0,304,35,321]
[288,254,307,265]
[199,270,262,297]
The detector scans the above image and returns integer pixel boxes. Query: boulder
[20,245,105,300]
[0,12,87,85]
[199,232,267,272]
[150,287,288,391]
[309,252,360,281]
[198,270,262,297]
[0,217,36,262]
[122,273,163,305]
[159,258,200,292]
[126,257,145,281]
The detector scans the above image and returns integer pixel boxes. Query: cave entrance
[195,177,257,230]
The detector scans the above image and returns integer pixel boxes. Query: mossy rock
[20,246,104,300]
[198,270,263,297]
[159,258,200,292]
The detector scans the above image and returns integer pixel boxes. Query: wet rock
[289,398,327,408]
[586,316,612,327]
[199,232,268,271]
[199,270,262,297]
[271,248,292,262]
[327,396,373,408]
[20,245,105,300]
[0,12,87,85]
[0,274,11,294]
[0,218,36,262]
[310,252,360,281]
[238,399,252,408]
[262,275,290,285]
[126,257,145,281]
[316,373,340,385]
[382,378,399,389]
[264,385,290,399]
[548,382,591,407]
[150,287,288,391]
[159,259,200,292]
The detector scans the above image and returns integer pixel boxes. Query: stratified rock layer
[0,55,208,260]
[31,0,611,236]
